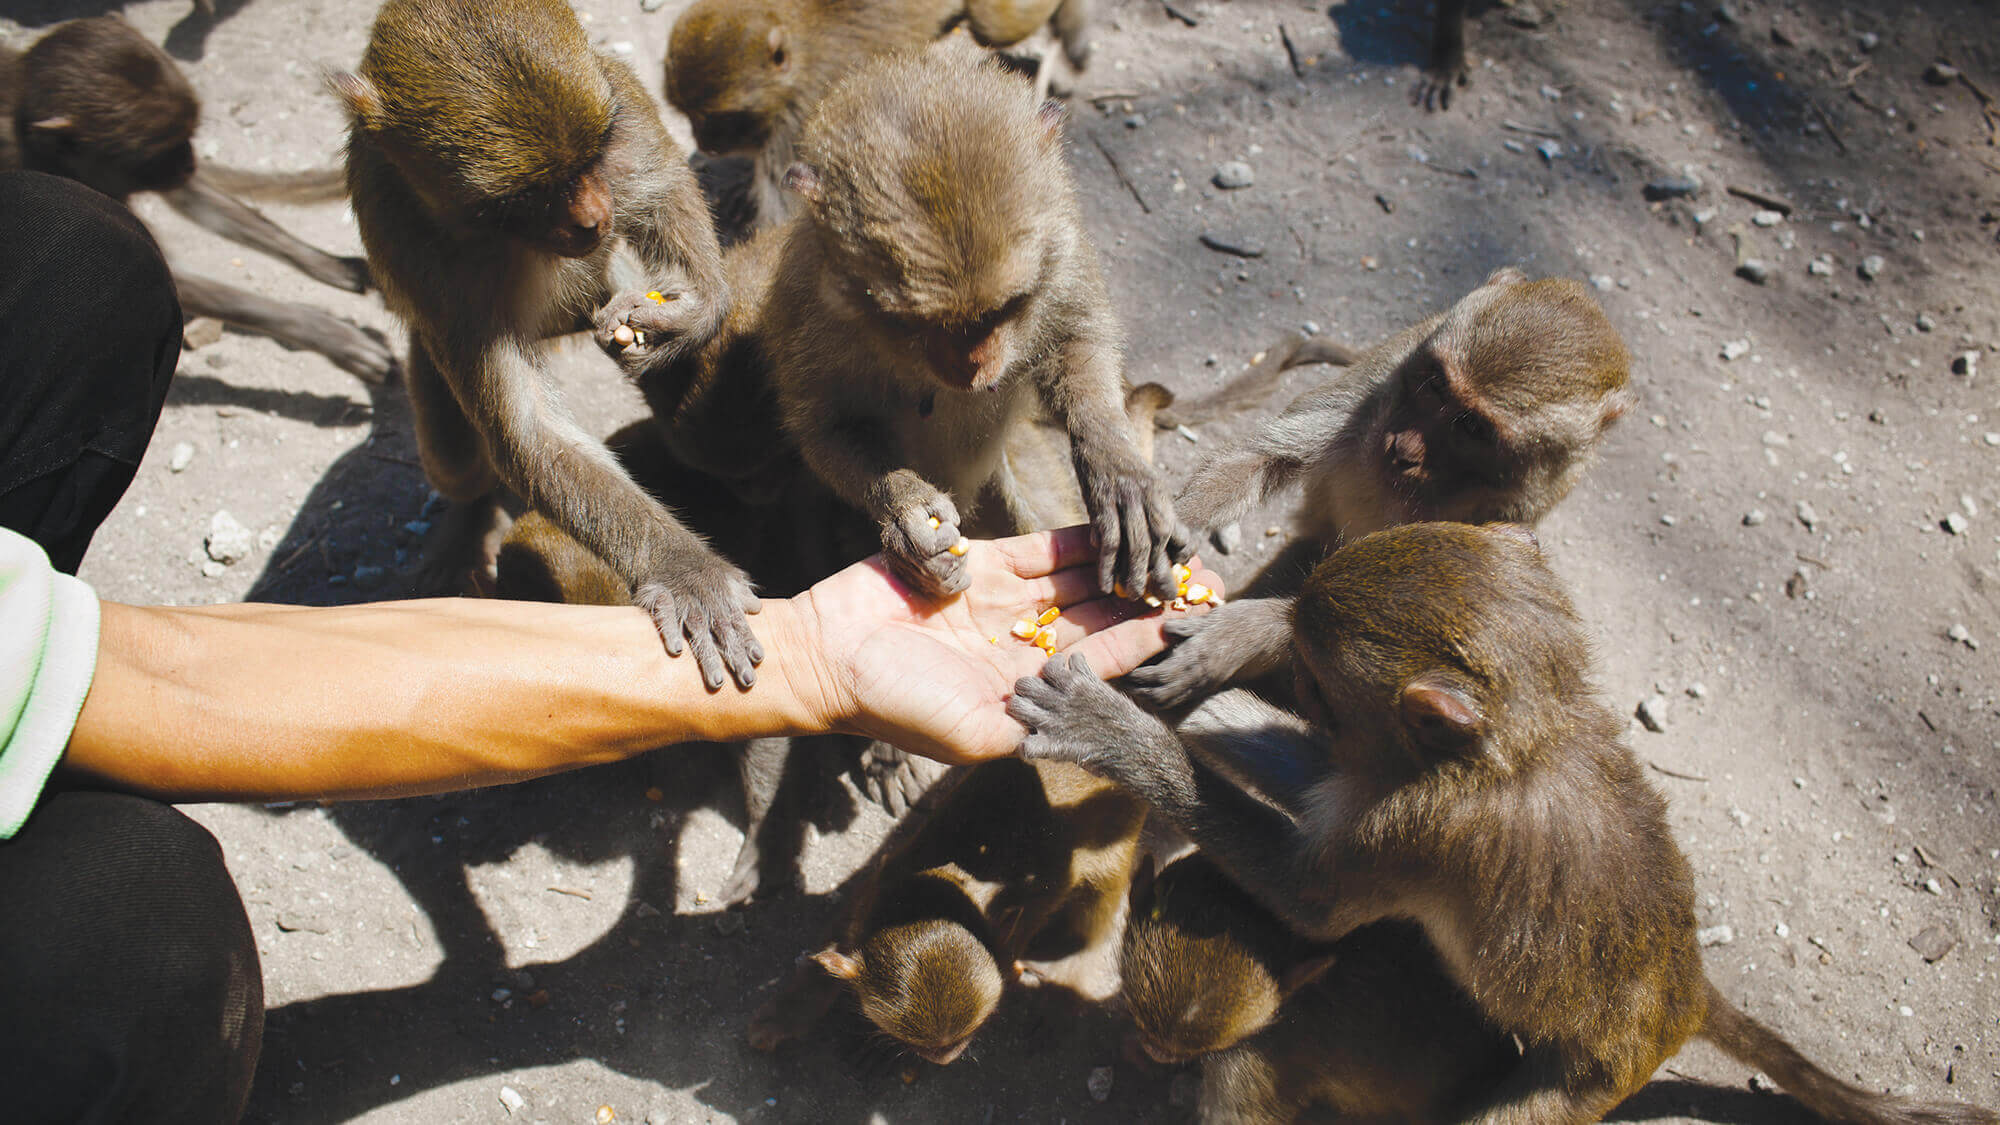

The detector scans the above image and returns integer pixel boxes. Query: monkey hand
[873,475,970,600]
[850,742,945,818]
[1126,596,1290,711]
[632,551,765,691]
[1010,653,1153,772]
[1413,46,1470,112]
[594,284,722,373]
[1078,458,1193,601]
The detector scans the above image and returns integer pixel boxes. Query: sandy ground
[3,0,1997,1121]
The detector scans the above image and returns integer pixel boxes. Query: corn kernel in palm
[1185,583,1213,605]
[948,536,970,556]
[1033,628,1058,652]
[1172,563,1193,585]
[1010,620,1039,640]
[1036,607,1061,627]
[1170,597,1189,612]
[1143,594,1163,608]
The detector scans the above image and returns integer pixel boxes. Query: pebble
[1942,513,1968,535]
[1742,508,1767,527]
[1915,312,1936,332]
[1735,259,1772,285]
[1687,682,1708,699]
[1535,139,1564,162]
[182,317,225,350]
[1774,921,1790,938]
[1301,321,1322,336]
[1784,569,1810,599]
[498,1086,525,1114]
[1923,62,1960,85]
[1794,499,1819,531]
[1923,878,1944,896]
[205,510,255,564]
[1697,924,1735,947]
[1212,161,1254,189]
[1087,1066,1114,1102]
[1749,1072,1778,1094]
[1857,31,1879,51]
[1503,138,1527,155]
[1728,806,1750,827]
[1946,623,1977,650]
[1857,255,1885,281]
[1505,4,1548,27]
[639,0,665,9]
[1124,114,1144,129]
[1950,351,1977,377]
[1807,256,1833,277]
[1199,232,1265,258]
[1590,274,1615,292]
[1750,209,1784,227]
[1636,695,1670,732]
[1721,339,1750,361]
[168,442,195,473]
[1643,175,1702,201]
[1984,432,2000,447]
[1908,925,1958,963]
[1659,514,1677,527]
[200,559,228,579]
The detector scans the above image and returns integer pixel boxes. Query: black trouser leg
[0,792,263,1125]
[0,170,180,573]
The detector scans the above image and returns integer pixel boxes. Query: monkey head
[812,873,1009,1066]
[665,1,796,157]
[1120,855,1334,1066]
[787,43,1073,393]
[1368,268,1634,526]
[1292,522,1594,777]
[333,0,617,258]
[18,18,199,199]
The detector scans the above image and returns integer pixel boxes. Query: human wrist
[733,594,851,742]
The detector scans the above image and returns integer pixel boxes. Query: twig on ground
[1090,133,1151,214]
[1278,23,1305,79]
[1648,760,1710,783]
[1727,185,1794,214]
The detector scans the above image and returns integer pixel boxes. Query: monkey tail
[196,164,349,204]
[1155,329,1363,430]
[1700,980,1997,1125]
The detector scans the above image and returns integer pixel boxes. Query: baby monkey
[1130,267,1632,710]
[1013,523,1997,1125]
[766,42,1189,602]
[1123,854,1516,1123]
[747,757,1145,1066]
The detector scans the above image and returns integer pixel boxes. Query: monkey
[0,16,397,383]
[1121,853,1519,1123]
[1414,0,1475,112]
[665,0,1092,232]
[763,42,1189,606]
[1152,329,1364,435]
[333,0,769,690]
[746,755,1146,1065]
[1126,267,1633,711]
[1010,522,2000,1125]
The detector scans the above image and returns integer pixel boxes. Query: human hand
[786,526,1221,764]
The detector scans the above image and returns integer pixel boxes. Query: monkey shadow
[1323,0,1509,69]
[1608,1078,1821,1124]
[165,370,371,430]
[2,0,243,60]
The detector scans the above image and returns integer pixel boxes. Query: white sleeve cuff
[0,558,102,838]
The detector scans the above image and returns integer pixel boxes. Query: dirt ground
[3,0,1996,1120]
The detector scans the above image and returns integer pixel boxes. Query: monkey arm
[1125,595,1295,710]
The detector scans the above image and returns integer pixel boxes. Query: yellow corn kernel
[646,290,665,303]
[1172,563,1193,585]
[948,536,970,556]
[928,516,942,528]
[1033,628,1058,652]
[1036,607,1061,627]
[1143,595,1163,608]
[1010,620,1039,640]
[1185,583,1212,605]
[988,636,999,644]
[612,324,635,346]
[1113,582,1129,599]
[1170,597,1189,612]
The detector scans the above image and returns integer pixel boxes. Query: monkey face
[1373,353,1519,523]
[480,167,613,258]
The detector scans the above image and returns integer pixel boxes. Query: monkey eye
[1452,410,1495,444]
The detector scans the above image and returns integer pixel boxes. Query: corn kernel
[612,324,635,346]
[1033,628,1058,652]
[1170,597,1189,612]
[928,516,941,528]
[1172,563,1193,585]
[1010,620,1038,640]
[631,330,648,346]
[988,636,999,644]
[1113,582,1129,599]
[1143,595,1163,608]
[645,290,665,303]
[948,536,970,556]
[1036,607,1061,627]
[1184,583,1212,605]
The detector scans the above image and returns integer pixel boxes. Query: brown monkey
[0,17,396,383]
[1128,267,1632,710]
[746,756,1145,1064]
[1122,854,1517,1123]
[1413,0,1474,111]
[334,0,765,689]
[665,0,1092,231]
[1012,523,1998,1125]
[765,42,1189,603]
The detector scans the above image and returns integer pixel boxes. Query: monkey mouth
[914,1040,970,1066]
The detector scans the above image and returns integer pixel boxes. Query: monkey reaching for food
[764,42,1189,603]
[0,17,396,383]
[335,0,766,689]
[1013,522,1998,1125]
[666,0,1092,232]
[1128,267,1632,711]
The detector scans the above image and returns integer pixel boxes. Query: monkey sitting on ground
[1122,853,1518,1123]
[1128,267,1633,711]
[0,17,396,383]
[764,42,1189,605]
[334,0,768,690]
[746,755,1146,1066]
[1011,523,1999,1125]
[666,0,1092,233]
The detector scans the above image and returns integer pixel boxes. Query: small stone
[606,40,635,55]
[1923,878,1944,896]
[1124,114,1145,129]
[1794,499,1819,530]
[1942,513,1968,535]
[1697,924,1735,947]
[1087,1066,1114,1102]
[1643,175,1701,201]
[1359,255,1380,270]
[205,510,255,564]
[1950,351,1977,377]
[1915,312,1936,332]
[1735,259,1772,285]
[1198,232,1264,258]
[1535,139,1564,162]
[182,317,225,350]
[1908,925,1958,963]
[499,1085,526,1114]
[1742,509,1767,527]
[401,519,432,538]
[1715,2,1740,24]
[1212,161,1255,189]
[1858,255,1885,281]
[1784,569,1810,599]
[1728,805,1750,827]
[1749,1072,1778,1094]
[1857,31,1879,51]
[1301,321,1322,336]
[1721,339,1750,361]
[1807,256,1833,277]
[1504,4,1547,28]
[1590,274,1615,292]
[1687,682,1709,699]
[1985,432,2000,446]
[491,988,512,1003]
[1751,209,1784,227]
[1923,62,1960,85]
[1774,921,1790,938]
[1659,513,1677,527]
[1946,623,1976,649]
[1636,695,1670,733]
[639,0,665,9]
[168,442,195,473]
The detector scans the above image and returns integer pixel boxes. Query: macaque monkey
[0,17,396,383]
[666,0,1093,230]
[1414,0,1474,111]
[747,757,1145,1065]
[765,43,1189,603]
[1012,523,1998,1125]
[334,0,765,689]
[1129,267,1632,710]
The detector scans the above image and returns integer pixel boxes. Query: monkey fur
[1012,522,1998,1125]
[1128,266,1633,711]
[0,17,396,383]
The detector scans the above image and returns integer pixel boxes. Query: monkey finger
[1161,612,1216,642]
[1091,506,1123,595]
[635,583,687,658]
[685,625,729,692]
[1112,485,1156,600]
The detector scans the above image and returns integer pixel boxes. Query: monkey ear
[1279,952,1339,998]
[27,116,74,135]
[1400,675,1483,753]
[1483,266,1529,288]
[1600,386,1637,427]
[1128,853,1158,910]
[782,162,820,202]
[327,72,381,123]
[1036,100,1067,145]
[811,946,863,980]
[766,24,789,69]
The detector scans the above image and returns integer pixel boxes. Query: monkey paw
[881,493,970,601]
[1081,465,1193,600]
[1412,53,1470,112]
[851,742,944,818]
[1122,613,1238,711]
[634,561,764,691]
[594,286,717,373]
[1010,653,1139,767]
